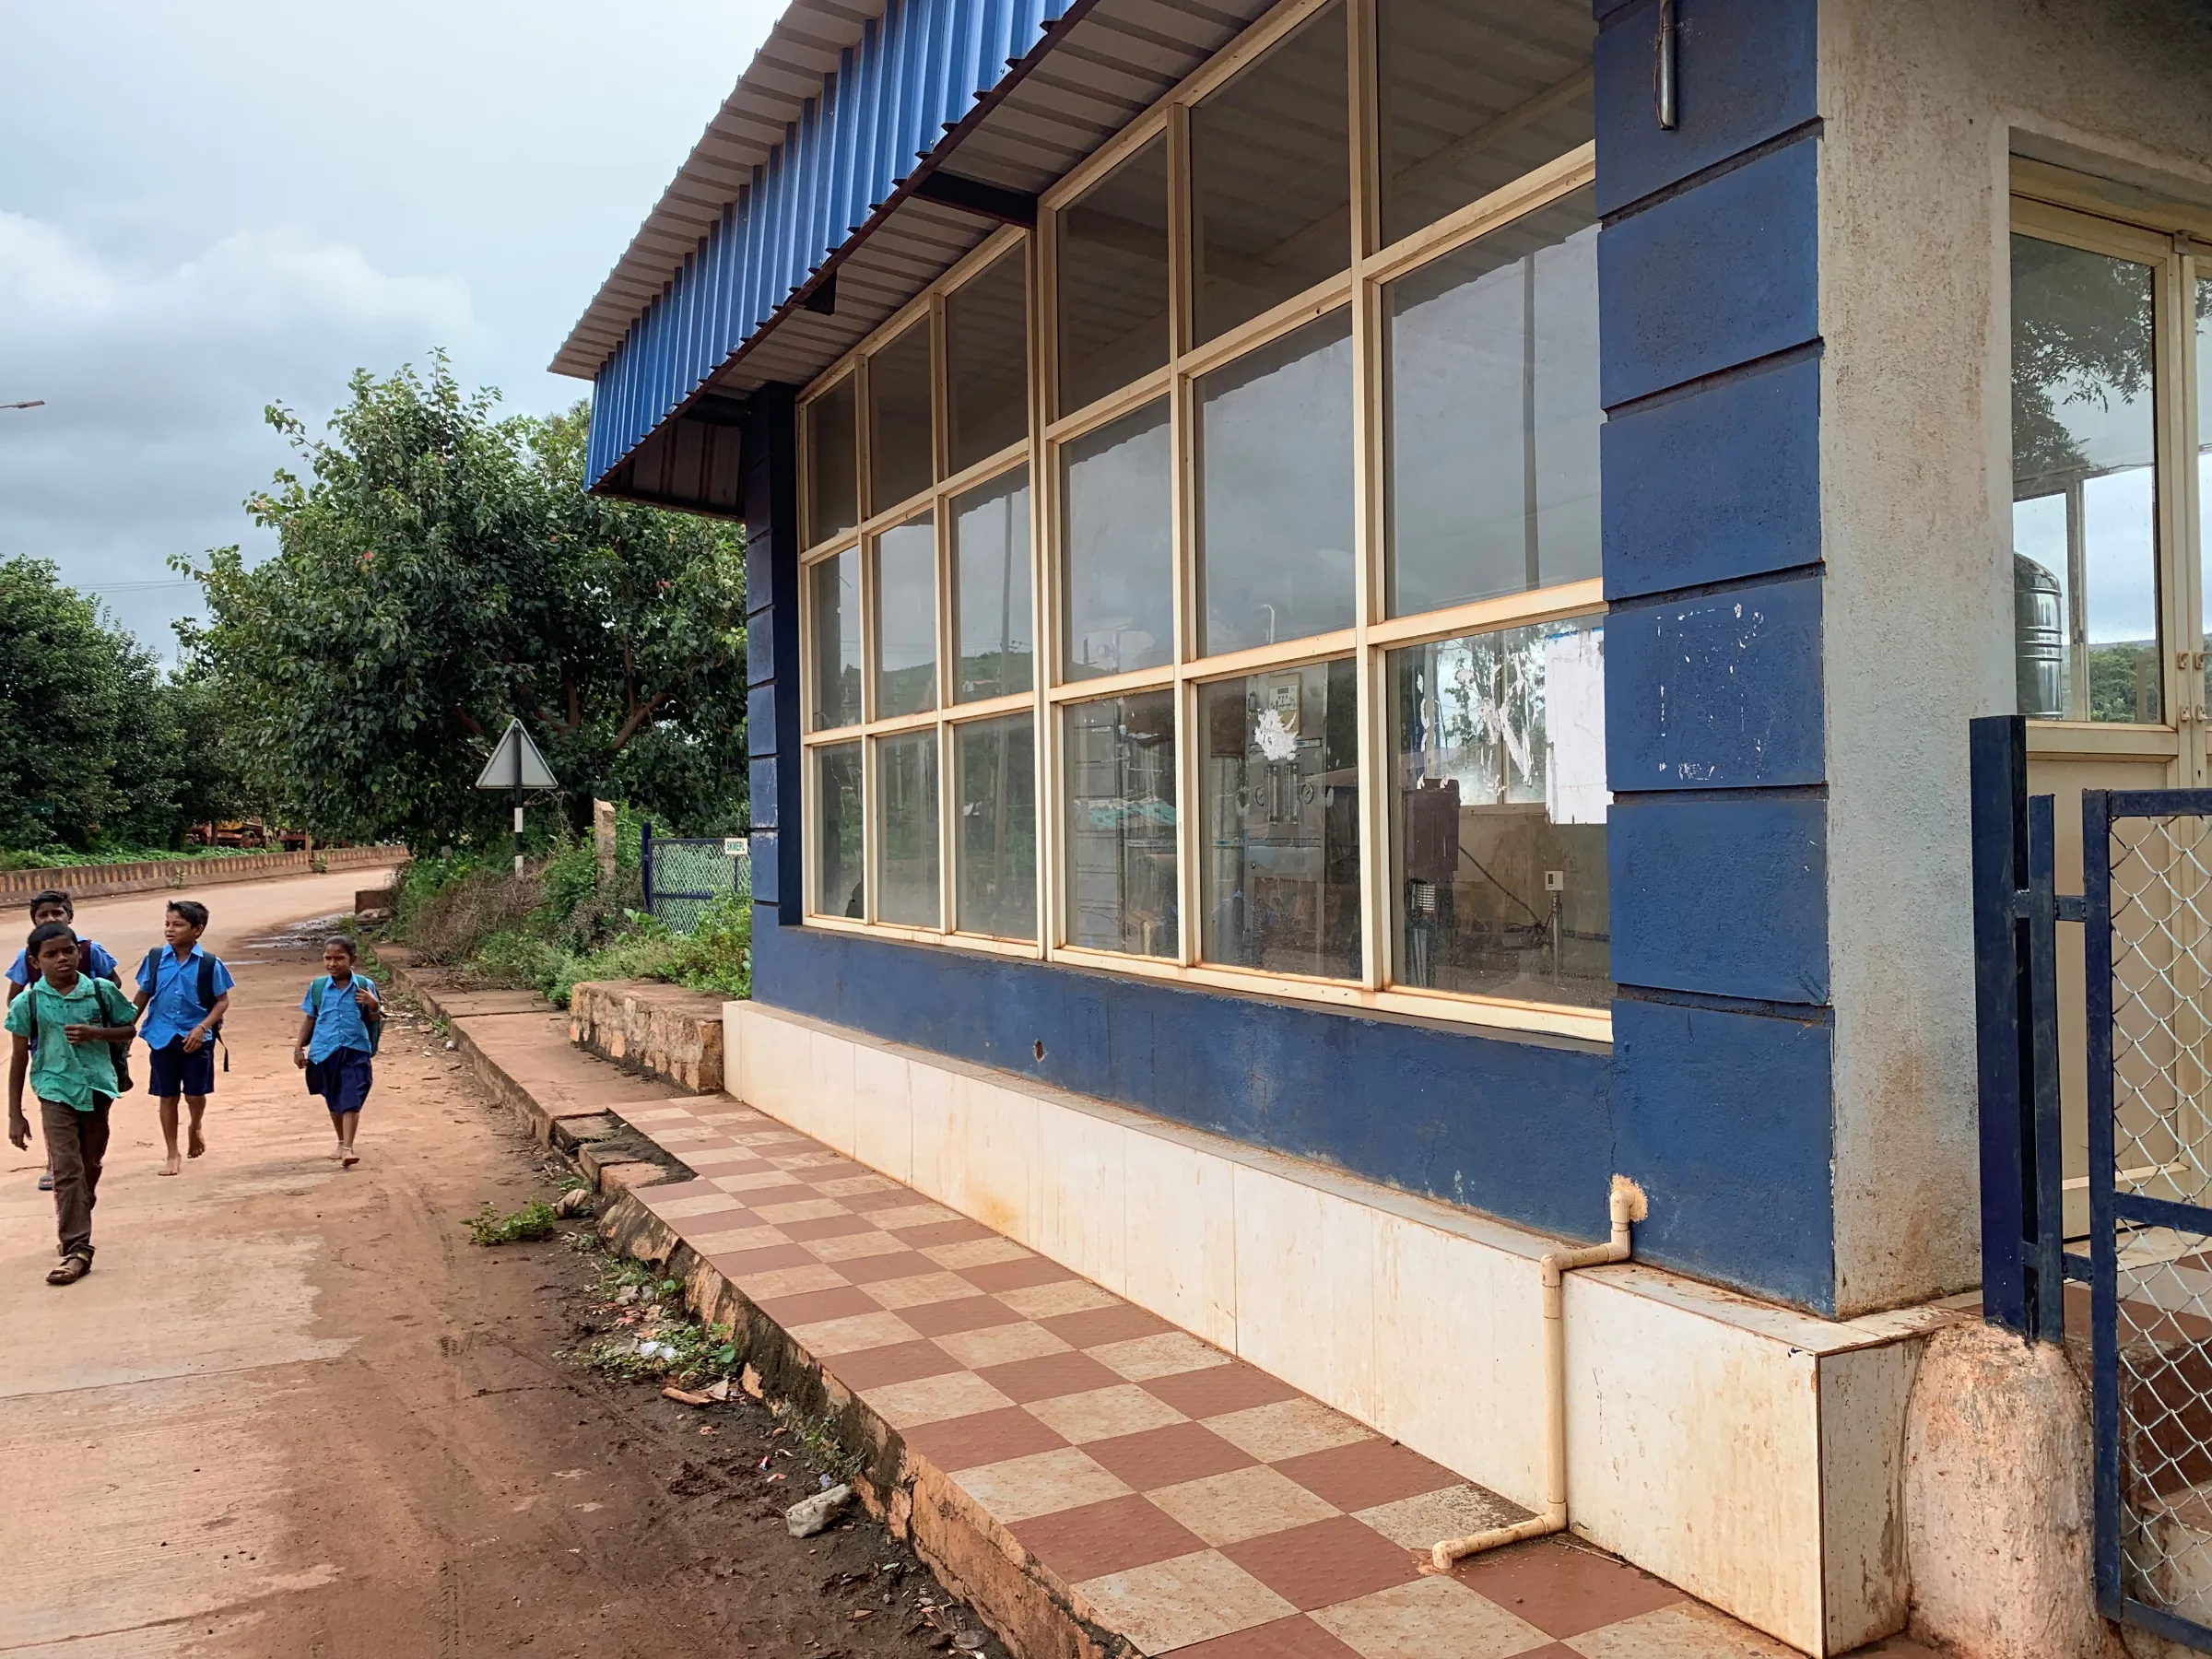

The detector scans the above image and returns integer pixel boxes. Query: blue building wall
[1595,0,1833,1308]
[738,0,1843,1313]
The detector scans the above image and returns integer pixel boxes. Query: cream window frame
[796,0,1609,1043]
[2008,171,2207,775]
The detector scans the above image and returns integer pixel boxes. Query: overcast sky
[0,0,782,656]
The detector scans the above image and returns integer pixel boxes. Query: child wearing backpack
[6,922,139,1284]
[294,935,381,1168]
[132,900,234,1177]
[6,890,123,1194]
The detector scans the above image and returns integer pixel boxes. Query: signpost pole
[513,740,525,876]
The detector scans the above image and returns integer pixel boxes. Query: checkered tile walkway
[618,1096,1891,1658]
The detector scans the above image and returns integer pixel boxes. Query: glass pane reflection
[947,244,1029,474]
[1198,659,1360,980]
[808,549,862,730]
[1384,189,1599,617]
[871,320,935,513]
[1057,135,1171,417]
[1377,0,1594,248]
[1064,691,1178,957]
[2010,234,2160,723]
[1062,399,1174,679]
[1389,617,1608,1007]
[872,513,937,719]
[877,732,940,927]
[1197,310,1355,655]
[815,742,865,919]
[806,376,858,545]
[956,714,1036,940]
[953,468,1033,702]
[1191,2,1350,345]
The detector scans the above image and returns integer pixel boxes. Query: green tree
[182,358,747,847]
[0,559,128,849]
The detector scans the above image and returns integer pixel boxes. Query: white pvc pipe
[1429,1174,1649,1573]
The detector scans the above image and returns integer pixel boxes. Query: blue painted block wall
[730,0,1845,1313]
[1595,0,1836,1312]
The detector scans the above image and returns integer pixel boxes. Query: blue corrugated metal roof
[582,0,1080,491]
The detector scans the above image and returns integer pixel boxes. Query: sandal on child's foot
[45,1253,90,1286]
[341,1146,359,1168]
[36,1171,52,1192]
[328,1142,346,1161]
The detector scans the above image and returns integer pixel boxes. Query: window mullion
[1347,0,1387,991]
[1169,100,1199,966]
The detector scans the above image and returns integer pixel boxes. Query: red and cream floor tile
[616,1097,1883,1657]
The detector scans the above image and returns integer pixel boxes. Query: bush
[393,822,747,1006]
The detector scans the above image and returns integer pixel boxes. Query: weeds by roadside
[465,1200,559,1245]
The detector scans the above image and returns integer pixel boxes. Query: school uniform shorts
[306,1048,373,1116]
[147,1039,216,1099]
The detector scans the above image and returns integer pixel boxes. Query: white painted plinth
[725,999,1952,1654]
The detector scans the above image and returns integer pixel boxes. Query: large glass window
[877,733,940,926]
[1199,660,1360,979]
[799,5,1608,1035]
[1385,189,1599,617]
[1065,691,1178,957]
[809,548,862,730]
[1057,135,1171,417]
[816,743,865,919]
[947,244,1030,473]
[953,468,1033,702]
[871,319,935,513]
[1376,0,1594,248]
[1196,309,1355,655]
[1190,1,1350,345]
[1062,399,1174,679]
[1389,617,1608,1007]
[872,513,937,719]
[2011,234,2159,724]
[957,714,1036,940]
[807,375,859,546]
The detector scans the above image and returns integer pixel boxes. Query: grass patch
[563,1250,740,1385]
[464,1199,559,1245]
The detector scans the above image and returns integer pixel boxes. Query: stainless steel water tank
[2015,553,2066,718]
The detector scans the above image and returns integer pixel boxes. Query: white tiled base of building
[725,999,1951,1655]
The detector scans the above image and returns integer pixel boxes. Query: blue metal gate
[2085,786,2212,1646]
[640,822,750,935]
[1973,713,2212,1649]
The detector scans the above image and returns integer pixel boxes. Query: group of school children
[5,888,383,1287]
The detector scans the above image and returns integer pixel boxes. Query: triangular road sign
[474,719,559,791]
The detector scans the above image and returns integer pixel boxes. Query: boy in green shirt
[6,922,138,1285]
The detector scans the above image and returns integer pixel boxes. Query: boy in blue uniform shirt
[6,891,122,1193]
[295,935,381,1168]
[132,900,234,1177]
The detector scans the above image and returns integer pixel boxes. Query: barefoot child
[6,923,139,1285]
[295,936,381,1167]
[132,900,234,1177]
[6,891,122,1192]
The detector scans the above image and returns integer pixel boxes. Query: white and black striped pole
[512,733,525,876]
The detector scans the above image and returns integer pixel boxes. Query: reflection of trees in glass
[2011,235,2151,491]
[1426,628,1547,803]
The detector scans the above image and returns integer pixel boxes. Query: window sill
[798,914,1613,1045]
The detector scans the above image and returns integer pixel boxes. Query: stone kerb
[570,980,726,1093]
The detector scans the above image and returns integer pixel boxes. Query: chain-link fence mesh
[2109,818,2212,1208]
[2108,814,2212,1635]
[2118,1228,2212,1623]
[646,837,749,935]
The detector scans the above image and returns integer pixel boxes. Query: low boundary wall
[0,845,404,908]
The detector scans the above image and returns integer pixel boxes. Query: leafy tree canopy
[0,557,241,852]
[182,357,747,847]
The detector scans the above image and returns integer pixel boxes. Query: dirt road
[0,872,993,1659]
